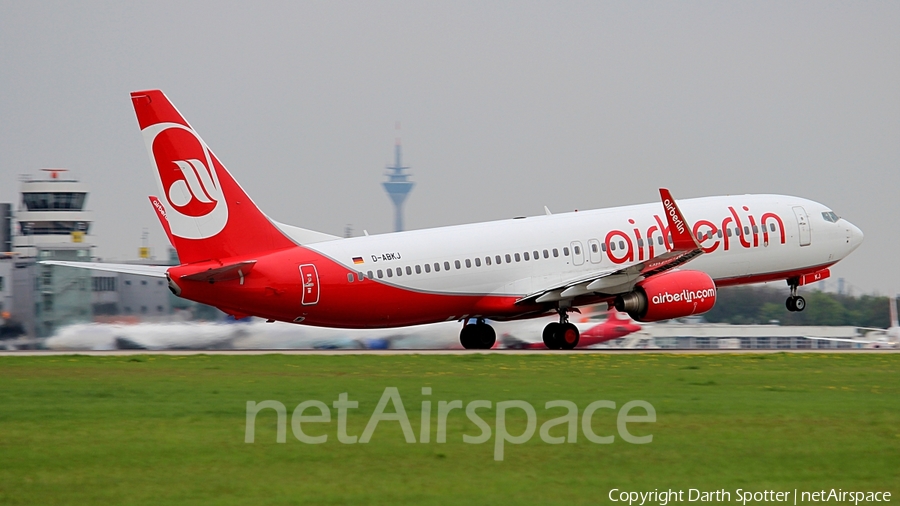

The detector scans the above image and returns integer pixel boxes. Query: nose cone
[846,222,864,252]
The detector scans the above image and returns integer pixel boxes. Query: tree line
[702,285,894,327]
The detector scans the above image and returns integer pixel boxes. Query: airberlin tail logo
[169,159,222,208]
[142,122,229,239]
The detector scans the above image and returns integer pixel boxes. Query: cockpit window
[821,211,840,223]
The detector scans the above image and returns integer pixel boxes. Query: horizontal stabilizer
[40,261,169,278]
[180,260,256,284]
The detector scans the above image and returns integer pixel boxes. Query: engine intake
[614,270,716,322]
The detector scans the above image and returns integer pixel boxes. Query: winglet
[149,196,176,249]
[659,188,699,251]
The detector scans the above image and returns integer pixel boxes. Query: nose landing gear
[786,279,806,312]
[542,308,580,350]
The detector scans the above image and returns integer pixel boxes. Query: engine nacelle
[614,270,717,322]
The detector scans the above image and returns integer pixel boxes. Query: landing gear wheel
[557,323,580,350]
[460,325,479,349]
[543,322,561,349]
[785,279,806,313]
[785,295,807,312]
[476,324,496,349]
[459,322,496,349]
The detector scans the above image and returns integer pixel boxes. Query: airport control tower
[382,138,414,232]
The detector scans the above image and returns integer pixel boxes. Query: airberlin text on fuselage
[604,205,786,265]
[651,288,716,305]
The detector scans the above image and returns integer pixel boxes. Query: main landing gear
[459,318,496,349]
[785,279,806,312]
[542,309,580,350]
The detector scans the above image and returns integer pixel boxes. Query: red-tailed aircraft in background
[500,307,641,349]
[577,309,643,347]
[46,90,864,350]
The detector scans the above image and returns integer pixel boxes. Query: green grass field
[0,352,898,505]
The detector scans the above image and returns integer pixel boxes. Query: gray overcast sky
[1,1,897,295]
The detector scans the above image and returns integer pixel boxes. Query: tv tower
[382,127,414,232]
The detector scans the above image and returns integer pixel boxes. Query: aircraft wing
[517,188,703,305]
[40,261,169,278]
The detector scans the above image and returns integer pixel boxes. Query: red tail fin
[131,90,295,264]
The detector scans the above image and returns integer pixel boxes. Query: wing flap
[180,260,256,284]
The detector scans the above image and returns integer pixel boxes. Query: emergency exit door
[299,264,320,305]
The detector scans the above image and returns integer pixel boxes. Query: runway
[0,348,896,356]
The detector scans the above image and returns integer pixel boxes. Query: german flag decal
[352,257,364,265]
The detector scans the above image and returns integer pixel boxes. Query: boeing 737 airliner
[46,90,864,349]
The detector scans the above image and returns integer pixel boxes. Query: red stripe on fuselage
[169,245,545,328]
[712,263,836,287]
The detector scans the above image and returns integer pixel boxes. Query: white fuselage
[303,194,862,299]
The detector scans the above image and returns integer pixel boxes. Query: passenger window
[573,246,580,255]
[505,254,511,263]
[726,228,732,237]
[415,265,422,274]
[591,243,598,253]
[486,256,492,266]
[563,247,569,256]
[367,270,373,279]
[637,238,643,247]
[465,259,471,268]
[601,242,607,251]
[717,230,723,238]
[744,226,750,235]
[474,258,481,267]
[618,241,625,250]
[387,269,393,278]
[610,242,616,251]
[769,223,776,232]
[395,267,401,276]
[523,252,530,261]
[377,269,383,278]
[543,250,549,259]
[424,264,431,273]
[406,266,412,275]
[495,255,501,264]
[434,263,441,272]
[514,253,521,262]
[752,225,758,234]
[533,250,539,259]
[454,260,461,269]
[358,272,364,281]
[347,273,354,283]
[444,261,450,271]
[657,236,663,245]
[552,248,559,257]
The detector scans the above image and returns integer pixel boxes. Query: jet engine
[614,270,717,322]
